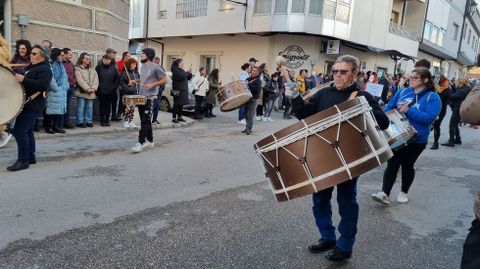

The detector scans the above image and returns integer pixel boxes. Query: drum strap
[348,91,358,100]
[24,92,43,104]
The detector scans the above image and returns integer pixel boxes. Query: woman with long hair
[372,67,441,204]
[74,53,98,128]
[206,68,220,118]
[171,58,192,123]
[10,39,31,74]
[431,74,451,149]
[120,57,140,128]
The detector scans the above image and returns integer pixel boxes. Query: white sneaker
[238,119,246,125]
[397,192,409,204]
[255,116,262,121]
[143,140,155,149]
[131,143,143,153]
[0,133,12,148]
[262,117,268,122]
[371,191,390,205]
[123,121,130,128]
[267,117,274,122]
[129,122,138,128]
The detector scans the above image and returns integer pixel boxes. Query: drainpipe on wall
[457,0,471,67]
[142,0,165,67]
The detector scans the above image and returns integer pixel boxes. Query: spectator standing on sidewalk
[74,53,98,128]
[171,59,193,123]
[120,57,140,129]
[441,78,471,147]
[96,55,119,126]
[11,39,31,74]
[152,56,167,124]
[116,51,131,120]
[206,68,220,118]
[192,67,208,120]
[62,48,76,129]
[237,63,250,124]
[44,48,68,134]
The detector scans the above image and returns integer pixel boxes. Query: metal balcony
[389,21,421,41]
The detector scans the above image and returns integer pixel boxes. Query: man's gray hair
[335,55,360,72]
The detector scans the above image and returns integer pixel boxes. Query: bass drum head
[219,94,252,112]
[0,66,25,125]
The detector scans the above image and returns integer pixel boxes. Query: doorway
[200,55,217,74]
[324,61,334,76]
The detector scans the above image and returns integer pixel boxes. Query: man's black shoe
[7,162,29,171]
[245,129,252,135]
[52,127,66,134]
[63,124,74,129]
[430,142,439,150]
[210,113,216,118]
[325,247,352,262]
[172,119,179,123]
[283,115,292,120]
[177,117,186,122]
[308,239,336,254]
[441,141,455,147]
[29,159,37,164]
[454,138,462,145]
[45,128,55,134]
[241,129,247,133]
[104,122,111,126]
[111,117,121,122]
[86,123,93,128]
[76,123,86,128]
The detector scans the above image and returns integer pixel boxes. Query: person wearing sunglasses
[372,67,441,205]
[287,55,390,262]
[8,45,52,171]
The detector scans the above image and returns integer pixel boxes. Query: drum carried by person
[216,79,253,112]
[382,109,417,150]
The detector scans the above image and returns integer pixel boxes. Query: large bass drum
[255,96,393,202]
[0,65,25,125]
[460,86,480,125]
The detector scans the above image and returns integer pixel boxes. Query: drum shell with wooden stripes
[0,65,25,125]
[254,96,393,202]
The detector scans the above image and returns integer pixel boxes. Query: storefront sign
[278,45,310,69]
[326,40,340,55]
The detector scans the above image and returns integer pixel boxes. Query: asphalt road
[0,108,479,269]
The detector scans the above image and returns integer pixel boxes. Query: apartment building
[130,0,427,82]
[1,0,130,61]
[419,0,480,79]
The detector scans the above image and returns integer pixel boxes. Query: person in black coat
[442,78,471,147]
[8,45,53,171]
[95,55,119,126]
[171,58,192,123]
[288,55,389,262]
[431,75,451,149]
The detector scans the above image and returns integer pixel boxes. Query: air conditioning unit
[159,10,167,19]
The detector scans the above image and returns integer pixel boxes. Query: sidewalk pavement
[34,112,194,139]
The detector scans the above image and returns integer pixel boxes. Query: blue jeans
[152,87,164,122]
[12,109,38,163]
[238,105,245,121]
[312,177,359,252]
[76,97,93,124]
[63,86,75,125]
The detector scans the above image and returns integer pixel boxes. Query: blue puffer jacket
[46,61,69,115]
[384,87,441,144]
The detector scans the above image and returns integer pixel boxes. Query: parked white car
[159,74,196,113]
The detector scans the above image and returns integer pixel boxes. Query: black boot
[454,138,462,145]
[7,161,29,171]
[325,247,352,262]
[308,239,336,254]
[52,126,66,134]
[441,140,455,147]
[430,142,439,150]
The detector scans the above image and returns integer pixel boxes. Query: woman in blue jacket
[372,67,441,205]
[44,48,69,134]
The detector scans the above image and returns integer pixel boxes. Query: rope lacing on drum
[301,119,317,193]
[333,105,353,179]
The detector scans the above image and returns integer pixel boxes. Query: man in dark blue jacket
[289,55,389,262]
[243,66,261,135]
[8,45,52,171]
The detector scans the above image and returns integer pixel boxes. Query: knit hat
[142,48,156,61]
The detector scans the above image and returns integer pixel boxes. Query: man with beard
[131,48,167,153]
[287,55,390,262]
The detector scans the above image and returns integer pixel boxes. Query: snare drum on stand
[0,65,26,125]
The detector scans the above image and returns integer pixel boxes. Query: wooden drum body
[382,110,417,150]
[460,86,480,125]
[254,96,393,202]
[0,66,25,125]
[122,95,147,106]
[216,81,252,112]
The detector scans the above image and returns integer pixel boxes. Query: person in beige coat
[74,53,99,127]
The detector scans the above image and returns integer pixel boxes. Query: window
[323,0,336,20]
[274,0,288,13]
[176,0,207,19]
[309,0,323,15]
[336,3,350,23]
[200,55,217,74]
[452,23,459,40]
[424,21,432,40]
[437,28,445,46]
[254,0,272,14]
[430,26,438,43]
[158,0,167,19]
[391,10,400,24]
[291,0,306,13]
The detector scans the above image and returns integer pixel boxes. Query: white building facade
[130,0,428,83]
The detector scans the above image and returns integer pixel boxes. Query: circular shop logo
[278,45,310,69]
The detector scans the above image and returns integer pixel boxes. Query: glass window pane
[291,0,306,13]
[254,0,272,14]
[323,0,336,20]
[339,0,351,4]
[274,0,288,13]
[336,3,350,23]
[424,21,431,40]
[309,0,323,15]
[437,29,444,46]
[431,26,438,43]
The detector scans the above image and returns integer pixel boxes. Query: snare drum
[382,110,417,150]
[255,96,393,202]
[0,65,25,125]
[216,81,252,112]
[122,95,147,106]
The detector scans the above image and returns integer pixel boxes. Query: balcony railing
[389,21,421,41]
